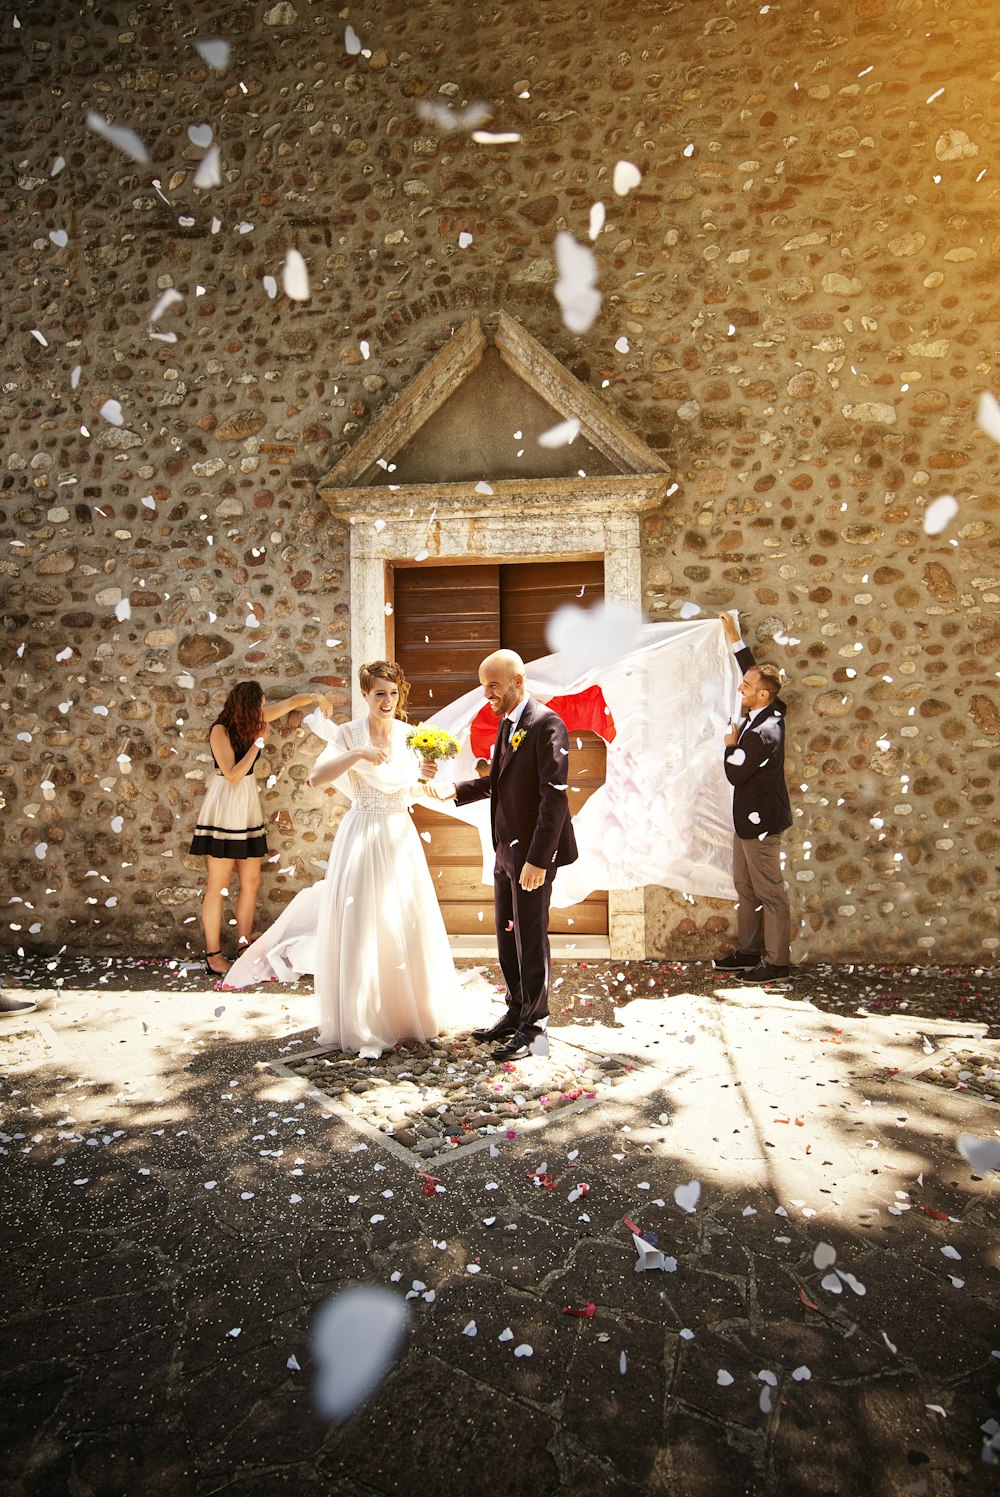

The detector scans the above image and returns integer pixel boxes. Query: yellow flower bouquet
[406,723,461,782]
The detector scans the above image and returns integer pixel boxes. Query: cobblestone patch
[277,1034,642,1164]
[916,1044,1000,1103]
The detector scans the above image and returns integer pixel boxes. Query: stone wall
[1,0,998,962]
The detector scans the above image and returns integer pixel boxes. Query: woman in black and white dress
[190,680,331,976]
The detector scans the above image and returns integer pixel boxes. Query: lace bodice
[345,718,413,815]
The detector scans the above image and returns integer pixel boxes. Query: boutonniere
[510,728,527,752]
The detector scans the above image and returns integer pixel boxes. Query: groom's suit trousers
[493,858,553,1033]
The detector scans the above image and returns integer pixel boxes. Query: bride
[223,660,458,1057]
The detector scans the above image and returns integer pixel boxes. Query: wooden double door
[390,559,609,938]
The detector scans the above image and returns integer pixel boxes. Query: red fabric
[468,686,616,760]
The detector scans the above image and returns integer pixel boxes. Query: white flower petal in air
[149,289,183,322]
[923,495,959,536]
[547,600,641,674]
[99,399,124,426]
[194,146,222,189]
[458,231,473,248]
[49,230,68,248]
[86,111,149,163]
[472,131,522,145]
[70,365,82,390]
[673,1179,701,1213]
[418,100,492,132]
[115,599,132,622]
[195,38,231,71]
[957,1133,1000,1172]
[188,123,213,148]
[615,336,629,353]
[31,330,48,347]
[283,248,310,301]
[51,155,66,176]
[537,417,580,449]
[553,230,602,334]
[589,202,605,240]
[311,1287,409,1421]
[613,160,642,195]
[678,601,701,619]
[344,24,362,55]
[263,275,278,299]
[977,390,1000,444]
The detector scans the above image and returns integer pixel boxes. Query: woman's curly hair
[359,660,410,720]
[215,681,266,757]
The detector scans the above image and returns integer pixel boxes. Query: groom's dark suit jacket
[454,696,578,874]
[724,645,793,840]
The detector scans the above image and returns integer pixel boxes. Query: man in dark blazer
[715,614,793,981]
[428,649,577,1059]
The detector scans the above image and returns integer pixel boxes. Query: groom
[428,649,577,1060]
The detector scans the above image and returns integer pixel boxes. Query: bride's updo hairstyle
[359,660,411,720]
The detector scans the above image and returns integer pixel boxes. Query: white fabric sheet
[406,618,741,906]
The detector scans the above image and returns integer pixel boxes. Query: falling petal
[977,390,1000,444]
[613,160,642,195]
[194,145,222,189]
[344,24,362,55]
[188,123,213,148]
[923,494,959,536]
[554,230,601,334]
[86,111,149,163]
[195,38,231,70]
[283,249,310,301]
[957,1134,1000,1172]
[149,289,183,322]
[589,202,605,240]
[538,417,580,449]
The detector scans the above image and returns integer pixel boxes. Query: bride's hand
[358,745,389,766]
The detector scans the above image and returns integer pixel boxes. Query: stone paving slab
[1,955,999,1495]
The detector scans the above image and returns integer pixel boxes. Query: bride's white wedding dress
[223,716,458,1057]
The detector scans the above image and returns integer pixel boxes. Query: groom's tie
[497,716,512,764]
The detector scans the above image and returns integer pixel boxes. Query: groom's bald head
[479,649,526,718]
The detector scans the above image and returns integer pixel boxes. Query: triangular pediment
[318,313,669,514]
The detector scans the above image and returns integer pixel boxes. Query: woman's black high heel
[205,950,230,976]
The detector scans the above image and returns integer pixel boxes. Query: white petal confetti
[344,24,362,55]
[514,1344,533,1358]
[311,1287,410,1422]
[977,390,1000,444]
[99,399,124,427]
[554,230,601,334]
[499,1328,514,1342]
[717,1369,734,1386]
[791,1366,811,1382]
[957,1134,1000,1172]
[538,417,580,449]
[195,39,231,71]
[49,230,68,248]
[673,1179,701,1214]
[283,248,310,301]
[613,160,642,196]
[589,202,605,240]
[86,111,149,163]
[188,123,213,148]
[462,1321,478,1337]
[923,494,959,536]
[194,146,222,190]
[813,1242,837,1270]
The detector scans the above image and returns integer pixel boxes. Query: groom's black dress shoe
[491,1030,537,1061]
[472,1019,519,1043]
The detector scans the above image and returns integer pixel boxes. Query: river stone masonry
[0,0,998,962]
